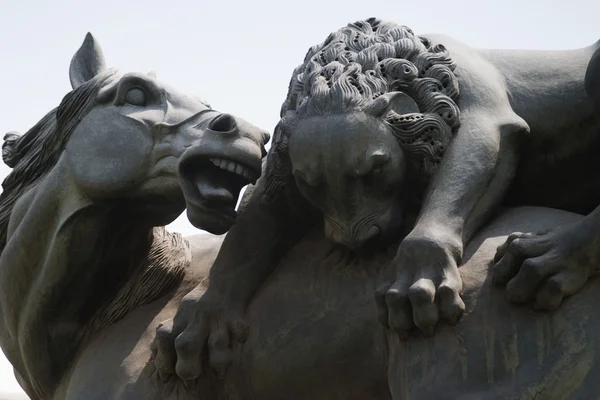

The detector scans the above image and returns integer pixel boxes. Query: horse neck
[0,160,189,399]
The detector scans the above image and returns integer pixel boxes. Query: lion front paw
[150,287,249,385]
[492,221,600,311]
[376,234,465,339]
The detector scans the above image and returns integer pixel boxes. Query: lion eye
[124,87,147,106]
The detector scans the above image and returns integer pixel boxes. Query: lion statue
[149,17,600,399]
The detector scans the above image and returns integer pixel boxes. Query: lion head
[265,17,461,250]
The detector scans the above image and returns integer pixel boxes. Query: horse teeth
[209,158,254,182]
[224,161,236,173]
[209,158,226,169]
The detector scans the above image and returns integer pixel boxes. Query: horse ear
[147,71,157,78]
[69,33,107,89]
[364,92,420,118]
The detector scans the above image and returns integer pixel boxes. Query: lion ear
[364,92,420,117]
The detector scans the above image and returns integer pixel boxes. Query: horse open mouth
[179,156,260,234]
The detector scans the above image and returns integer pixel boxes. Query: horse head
[0,33,270,398]
[2,33,269,236]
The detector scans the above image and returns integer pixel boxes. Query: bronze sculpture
[3,17,600,399]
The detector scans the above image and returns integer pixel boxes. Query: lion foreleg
[376,111,528,339]
[151,153,316,382]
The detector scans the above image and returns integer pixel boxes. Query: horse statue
[0,33,268,400]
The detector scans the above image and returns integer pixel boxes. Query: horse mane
[0,68,192,354]
[0,50,202,399]
[88,225,189,332]
[0,70,119,251]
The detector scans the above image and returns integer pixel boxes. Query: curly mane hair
[264,17,461,202]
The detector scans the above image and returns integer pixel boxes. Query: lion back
[585,44,600,125]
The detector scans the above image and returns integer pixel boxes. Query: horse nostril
[263,132,271,145]
[209,113,237,132]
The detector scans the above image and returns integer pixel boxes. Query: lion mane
[263,17,461,203]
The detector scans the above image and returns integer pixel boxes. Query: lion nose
[208,113,237,132]
[324,220,380,251]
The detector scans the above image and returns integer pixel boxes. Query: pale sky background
[0,0,598,397]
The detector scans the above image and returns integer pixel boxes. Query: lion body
[471,40,600,212]
[202,21,600,400]
[410,34,600,214]
[272,21,600,217]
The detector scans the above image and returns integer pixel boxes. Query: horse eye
[124,87,147,106]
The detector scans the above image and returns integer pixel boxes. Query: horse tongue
[194,171,235,205]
